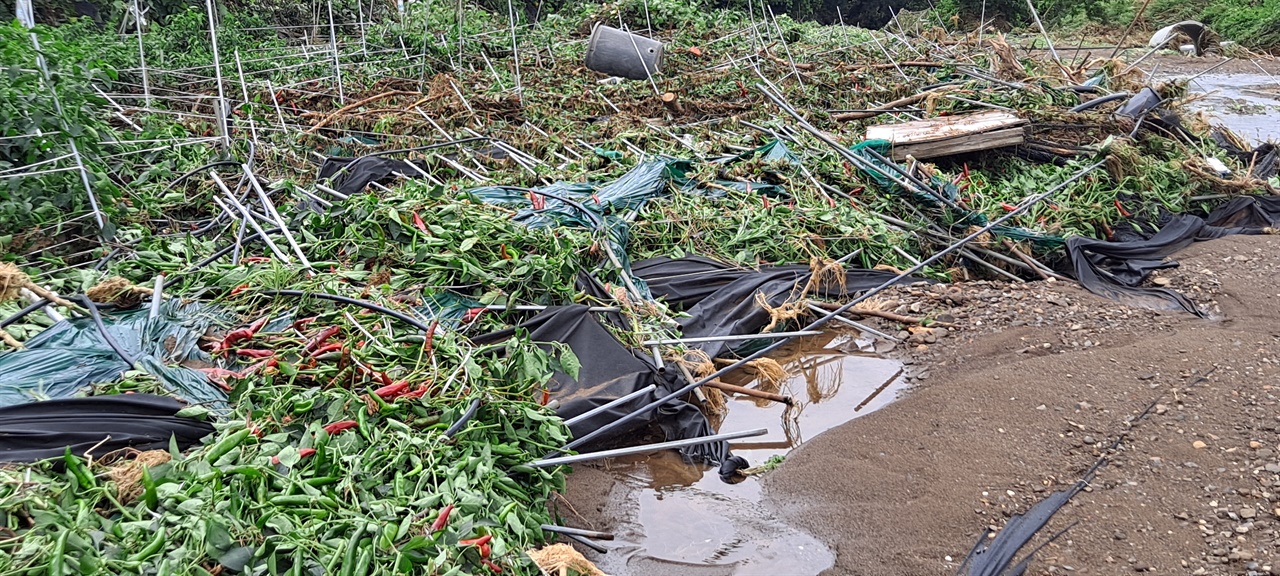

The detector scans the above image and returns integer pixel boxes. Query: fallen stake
[676,361,792,405]
[531,427,768,468]
[539,525,614,541]
[563,533,608,554]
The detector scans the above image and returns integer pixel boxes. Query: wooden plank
[866,110,1026,145]
[888,127,1026,161]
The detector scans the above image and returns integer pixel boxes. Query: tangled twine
[0,262,83,311]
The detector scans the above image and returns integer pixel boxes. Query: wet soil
[761,234,1280,575]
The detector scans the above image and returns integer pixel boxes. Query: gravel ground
[763,233,1280,575]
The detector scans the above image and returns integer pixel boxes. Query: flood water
[584,332,907,575]
[1164,71,1280,144]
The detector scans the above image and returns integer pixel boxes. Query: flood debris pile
[2,2,1280,574]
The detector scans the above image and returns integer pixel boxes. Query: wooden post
[661,91,683,115]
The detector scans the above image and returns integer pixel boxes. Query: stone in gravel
[1133,562,1151,572]
[1194,440,1208,449]
[1251,441,1264,449]
[1264,464,1280,473]
[1242,508,1257,519]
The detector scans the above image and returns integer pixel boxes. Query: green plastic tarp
[0,301,229,408]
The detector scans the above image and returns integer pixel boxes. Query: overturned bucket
[585,24,663,81]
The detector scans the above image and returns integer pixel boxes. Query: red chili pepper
[430,504,455,532]
[1114,199,1132,217]
[308,342,344,358]
[373,381,409,399]
[499,244,511,260]
[229,284,251,296]
[462,308,486,323]
[235,349,274,358]
[271,447,317,465]
[591,193,602,205]
[424,320,440,360]
[412,211,428,232]
[290,316,317,331]
[478,542,491,559]
[540,388,550,406]
[762,196,771,209]
[303,326,342,352]
[459,535,493,547]
[1000,202,1017,212]
[322,420,358,435]
[401,386,429,400]
[481,559,502,573]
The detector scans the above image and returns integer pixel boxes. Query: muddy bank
[763,234,1280,575]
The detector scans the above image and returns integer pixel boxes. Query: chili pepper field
[1,0,1278,574]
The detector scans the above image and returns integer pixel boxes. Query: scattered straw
[86,276,153,309]
[526,543,606,576]
[105,450,172,504]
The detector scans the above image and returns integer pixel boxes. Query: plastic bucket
[585,24,663,81]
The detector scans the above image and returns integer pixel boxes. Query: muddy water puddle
[583,332,906,575]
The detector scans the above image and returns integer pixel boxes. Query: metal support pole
[205,0,231,152]
[327,0,345,103]
[532,428,768,468]
[132,0,151,108]
[24,26,105,233]
[563,384,657,427]
[642,330,821,347]
[241,164,314,272]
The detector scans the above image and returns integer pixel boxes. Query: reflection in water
[587,331,906,575]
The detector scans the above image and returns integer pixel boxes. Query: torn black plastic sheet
[471,305,727,465]
[632,255,928,359]
[959,480,1087,576]
[0,394,214,462]
[1068,199,1279,315]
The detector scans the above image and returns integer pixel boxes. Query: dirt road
[763,234,1280,575]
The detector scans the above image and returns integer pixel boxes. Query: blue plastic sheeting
[0,300,229,409]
